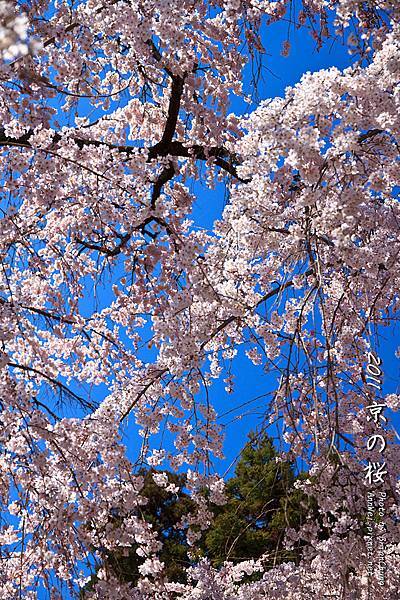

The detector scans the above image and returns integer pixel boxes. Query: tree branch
[7,362,94,409]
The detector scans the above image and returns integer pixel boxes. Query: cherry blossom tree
[0,0,399,598]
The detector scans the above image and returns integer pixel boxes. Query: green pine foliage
[82,433,314,593]
[81,470,194,596]
[107,470,194,584]
[200,432,312,567]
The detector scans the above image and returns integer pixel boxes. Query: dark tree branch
[357,128,384,143]
[151,162,176,208]
[148,75,186,157]
[0,132,246,181]
[255,268,315,308]
[119,368,169,422]
[75,232,132,257]
[201,268,315,350]
[75,214,178,257]
[7,362,94,409]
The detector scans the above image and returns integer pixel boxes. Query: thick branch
[149,75,186,157]
[151,162,176,208]
[0,128,245,181]
[75,232,132,257]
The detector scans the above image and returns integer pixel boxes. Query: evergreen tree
[81,470,194,595]
[83,433,312,593]
[200,432,312,567]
